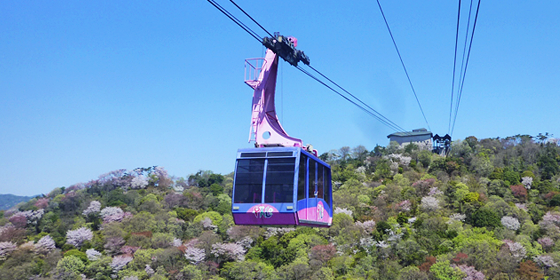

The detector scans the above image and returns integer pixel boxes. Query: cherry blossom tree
[454,264,485,280]
[521,176,533,189]
[537,237,554,251]
[34,235,56,254]
[34,198,49,209]
[100,206,125,223]
[334,207,353,217]
[130,175,148,189]
[211,242,245,262]
[355,220,376,234]
[533,254,558,268]
[503,239,526,262]
[501,216,521,230]
[0,241,17,260]
[82,201,101,216]
[86,248,102,261]
[111,254,133,273]
[66,227,93,248]
[421,196,440,212]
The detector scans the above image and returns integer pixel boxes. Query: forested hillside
[1,135,560,280]
[0,194,35,211]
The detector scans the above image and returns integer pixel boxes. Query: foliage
[471,208,501,228]
[1,137,560,279]
[66,227,93,248]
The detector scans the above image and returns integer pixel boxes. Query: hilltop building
[387,128,433,150]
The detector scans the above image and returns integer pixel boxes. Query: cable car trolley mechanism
[232,35,333,227]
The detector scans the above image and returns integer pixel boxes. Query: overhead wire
[307,65,407,132]
[207,0,408,133]
[375,0,432,132]
[296,66,406,132]
[448,0,462,134]
[450,0,481,137]
[228,0,274,38]
[207,0,262,43]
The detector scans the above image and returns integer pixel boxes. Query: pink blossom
[9,209,44,227]
[184,246,206,264]
[385,154,411,166]
[211,242,245,262]
[515,203,528,211]
[521,177,533,189]
[449,213,466,222]
[121,246,140,255]
[173,238,182,247]
[501,216,520,230]
[396,200,411,211]
[111,254,133,272]
[542,211,560,226]
[503,239,526,262]
[86,248,102,261]
[66,227,93,248]
[355,220,376,234]
[454,264,485,280]
[130,175,148,189]
[538,237,554,250]
[145,265,155,276]
[334,207,353,217]
[421,196,440,212]
[428,187,443,196]
[82,201,101,216]
[98,169,127,185]
[201,217,217,230]
[8,214,27,228]
[34,198,49,209]
[533,255,558,268]
[154,166,168,179]
[100,207,125,223]
[236,237,253,249]
[0,241,17,260]
[35,235,56,254]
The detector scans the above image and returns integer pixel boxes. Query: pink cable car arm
[246,48,303,148]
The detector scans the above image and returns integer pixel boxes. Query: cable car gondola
[231,35,332,227]
[232,147,332,227]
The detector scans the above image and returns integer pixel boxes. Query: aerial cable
[451,0,481,137]
[207,0,262,43]
[375,0,431,132]
[452,0,474,136]
[296,65,406,133]
[448,0,462,134]
[307,64,406,132]
[228,0,275,38]
[207,0,407,133]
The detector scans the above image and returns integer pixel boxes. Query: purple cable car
[232,147,332,227]
[232,35,332,227]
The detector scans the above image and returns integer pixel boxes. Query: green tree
[429,260,466,280]
[471,208,501,228]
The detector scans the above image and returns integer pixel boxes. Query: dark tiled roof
[387,128,433,138]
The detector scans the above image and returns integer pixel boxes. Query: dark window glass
[265,158,296,203]
[324,168,331,207]
[267,152,293,157]
[317,164,324,199]
[308,159,316,198]
[233,159,265,203]
[298,155,307,200]
[240,152,266,158]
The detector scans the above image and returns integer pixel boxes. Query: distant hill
[0,194,35,210]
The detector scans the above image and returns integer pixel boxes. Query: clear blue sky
[1,1,559,196]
